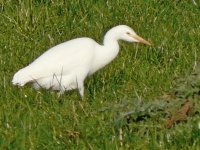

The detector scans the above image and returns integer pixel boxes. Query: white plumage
[12,25,150,97]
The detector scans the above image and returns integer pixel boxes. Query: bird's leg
[57,90,64,97]
[57,85,65,97]
[78,86,84,99]
[75,75,85,99]
[77,80,84,99]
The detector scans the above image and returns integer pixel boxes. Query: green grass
[1,0,200,149]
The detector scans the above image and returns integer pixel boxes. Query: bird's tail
[12,67,34,86]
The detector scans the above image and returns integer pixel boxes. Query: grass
[0,0,200,149]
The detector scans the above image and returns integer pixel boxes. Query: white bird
[12,25,151,98]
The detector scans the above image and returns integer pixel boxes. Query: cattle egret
[12,25,151,98]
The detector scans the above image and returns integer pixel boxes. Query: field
[1,0,200,149]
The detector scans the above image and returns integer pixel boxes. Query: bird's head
[110,25,151,45]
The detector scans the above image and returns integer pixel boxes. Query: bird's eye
[126,32,130,35]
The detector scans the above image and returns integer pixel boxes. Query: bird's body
[12,25,150,97]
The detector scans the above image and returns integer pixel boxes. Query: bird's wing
[13,38,96,85]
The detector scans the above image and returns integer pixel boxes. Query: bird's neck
[103,30,120,56]
[89,32,120,75]
[103,28,119,46]
[95,32,120,69]
[103,40,119,49]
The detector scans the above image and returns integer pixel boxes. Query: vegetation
[0,0,200,149]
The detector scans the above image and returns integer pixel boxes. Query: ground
[0,0,200,149]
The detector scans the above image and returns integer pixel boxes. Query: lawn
[0,0,200,149]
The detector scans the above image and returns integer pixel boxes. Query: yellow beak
[130,34,151,45]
